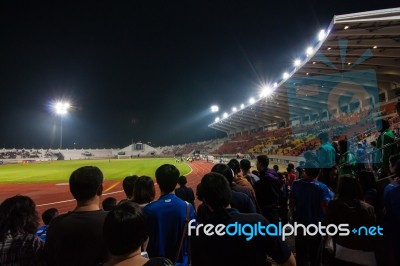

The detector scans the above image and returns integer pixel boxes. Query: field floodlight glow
[215,117,220,122]
[261,86,273,97]
[306,46,313,56]
[232,107,237,112]
[223,112,228,118]
[249,97,255,104]
[318,29,326,41]
[55,101,70,115]
[283,72,289,79]
[273,82,278,88]
[210,105,219,113]
[294,59,301,67]
[240,104,245,109]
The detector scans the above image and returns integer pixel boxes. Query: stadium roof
[209,7,400,134]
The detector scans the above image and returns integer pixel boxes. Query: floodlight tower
[54,101,70,149]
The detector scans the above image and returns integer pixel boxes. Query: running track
[0,160,213,216]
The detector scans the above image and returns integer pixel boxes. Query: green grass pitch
[0,158,192,184]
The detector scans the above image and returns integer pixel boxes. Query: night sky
[0,1,397,149]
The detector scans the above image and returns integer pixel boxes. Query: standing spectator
[190,172,296,266]
[356,142,368,172]
[228,159,255,193]
[369,141,380,171]
[119,175,139,204]
[175,176,195,208]
[239,158,260,186]
[103,202,172,266]
[102,197,117,211]
[144,164,196,266]
[287,163,297,190]
[316,132,336,187]
[290,160,333,266]
[36,208,59,242]
[0,195,44,265]
[45,166,110,266]
[338,139,356,177]
[254,155,281,223]
[134,176,156,207]
[376,118,398,178]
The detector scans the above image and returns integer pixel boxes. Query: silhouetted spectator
[36,208,59,241]
[102,197,117,211]
[0,195,44,265]
[239,159,260,186]
[134,176,156,207]
[175,176,195,208]
[120,175,139,204]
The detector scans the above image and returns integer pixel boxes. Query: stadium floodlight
[249,97,255,104]
[261,86,273,97]
[53,101,70,149]
[306,46,313,56]
[282,72,289,79]
[210,105,219,113]
[232,107,237,112]
[318,29,326,41]
[223,112,228,118]
[294,59,301,67]
[215,117,220,122]
[240,104,245,109]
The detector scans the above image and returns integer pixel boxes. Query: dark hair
[318,132,329,142]
[337,175,363,201]
[338,139,348,154]
[211,164,234,184]
[103,202,147,256]
[370,141,377,147]
[69,166,103,201]
[0,195,39,240]
[177,176,187,186]
[133,176,155,204]
[273,165,279,171]
[304,160,320,178]
[389,154,400,168]
[287,163,295,170]
[122,175,138,198]
[376,118,390,133]
[227,159,240,175]
[102,197,117,211]
[257,155,269,168]
[201,172,231,211]
[155,164,180,193]
[196,183,203,201]
[251,170,260,176]
[42,208,58,225]
[240,159,251,171]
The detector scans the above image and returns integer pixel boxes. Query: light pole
[54,101,70,149]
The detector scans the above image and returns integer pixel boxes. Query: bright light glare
[215,117,220,122]
[249,98,255,104]
[232,107,237,112]
[282,72,289,79]
[273,82,278,88]
[240,104,245,109]
[294,59,301,67]
[223,112,228,118]
[261,86,273,97]
[210,105,219,113]
[318,29,326,41]
[54,101,70,115]
[306,46,313,56]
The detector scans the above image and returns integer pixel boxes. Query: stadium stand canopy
[209,7,400,136]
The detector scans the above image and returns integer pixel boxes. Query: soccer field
[0,158,191,184]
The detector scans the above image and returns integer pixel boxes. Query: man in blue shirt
[36,208,58,241]
[289,160,333,266]
[144,164,196,266]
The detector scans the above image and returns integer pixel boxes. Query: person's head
[303,160,320,179]
[337,175,363,201]
[155,164,180,193]
[41,208,58,225]
[227,159,240,175]
[103,202,147,256]
[69,166,103,202]
[133,176,155,204]
[211,163,234,184]
[338,139,348,154]
[318,132,329,143]
[376,118,390,133]
[122,175,138,199]
[389,154,400,174]
[239,159,251,172]
[256,155,269,171]
[370,141,377,147]
[273,165,279,172]
[102,197,117,211]
[0,195,39,239]
[201,172,231,211]
[177,176,187,187]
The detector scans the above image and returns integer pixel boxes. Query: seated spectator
[36,207,59,241]
[102,197,117,211]
[45,166,110,265]
[0,195,44,265]
[119,175,139,204]
[327,175,377,266]
[102,201,172,266]
[175,176,195,208]
[190,172,296,266]
[134,176,156,207]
